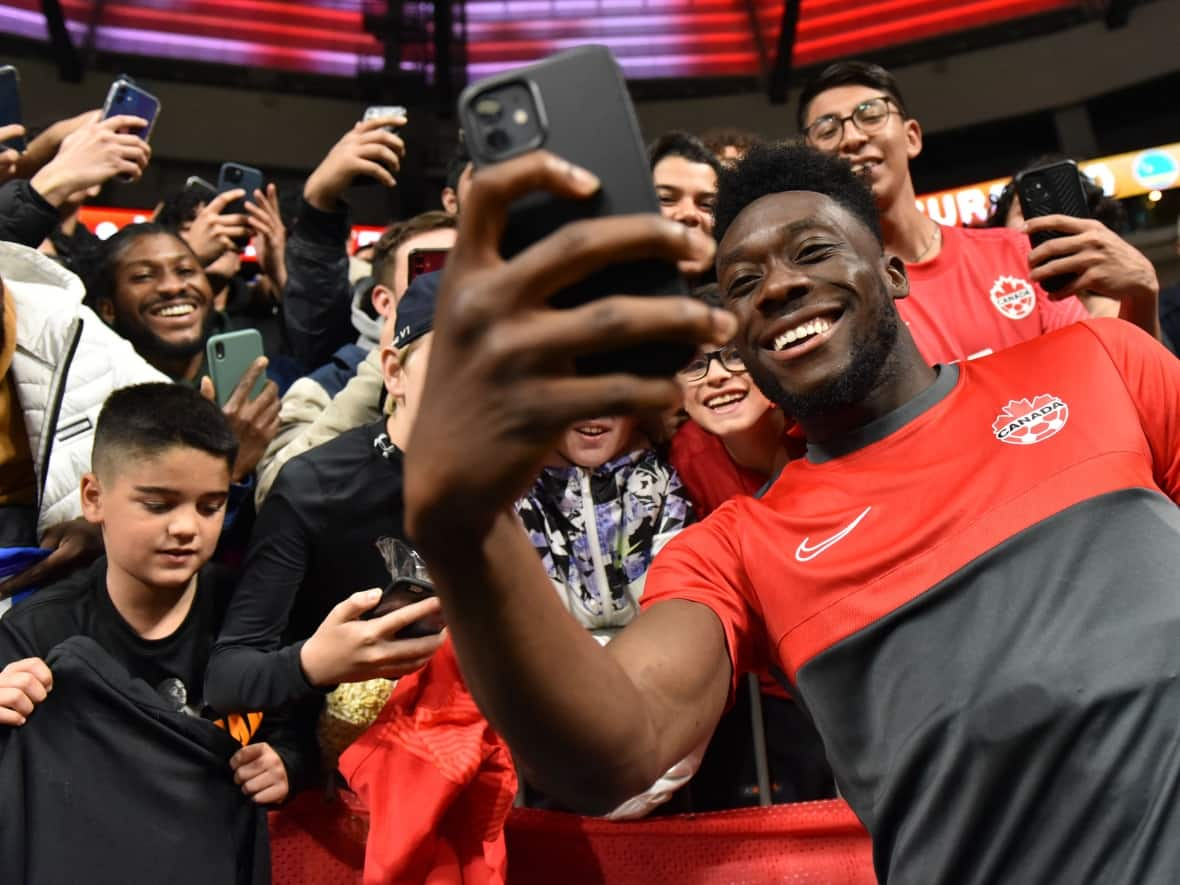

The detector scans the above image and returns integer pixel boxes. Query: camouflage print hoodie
[515,449,694,641]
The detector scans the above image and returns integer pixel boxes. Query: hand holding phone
[300,588,445,687]
[206,330,267,408]
[217,163,264,248]
[363,105,407,133]
[304,115,406,209]
[101,77,160,142]
[458,46,693,377]
[1015,159,1090,293]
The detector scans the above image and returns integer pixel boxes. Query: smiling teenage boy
[398,144,1180,883]
[797,61,1161,359]
[0,384,304,809]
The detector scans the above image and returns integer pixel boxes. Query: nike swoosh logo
[794,506,873,563]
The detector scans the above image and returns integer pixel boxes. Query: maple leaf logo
[989,275,1036,321]
[992,394,1069,445]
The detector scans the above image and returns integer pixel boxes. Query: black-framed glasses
[803,96,899,150]
[677,345,747,383]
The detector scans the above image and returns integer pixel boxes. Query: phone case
[1014,160,1090,292]
[408,248,449,283]
[0,66,26,152]
[217,163,264,246]
[101,78,160,142]
[205,329,266,408]
[458,46,692,377]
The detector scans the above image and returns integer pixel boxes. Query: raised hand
[303,114,407,211]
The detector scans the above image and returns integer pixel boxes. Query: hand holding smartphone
[1015,159,1091,293]
[216,162,264,248]
[206,330,267,408]
[456,46,692,377]
[100,76,160,141]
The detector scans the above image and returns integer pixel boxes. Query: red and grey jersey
[901,224,1088,363]
[645,319,1180,883]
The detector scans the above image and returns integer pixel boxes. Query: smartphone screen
[101,78,160,141]
[0,66,26,152]
[408,248,448,284]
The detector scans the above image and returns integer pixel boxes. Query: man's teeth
[577,427,607,437]
[706,392,745,409]
[155,303,195,318]
[774,317,833,351]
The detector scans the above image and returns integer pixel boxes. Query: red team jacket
[644,319,1180,883]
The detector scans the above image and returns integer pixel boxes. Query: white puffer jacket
[3,242,166,535]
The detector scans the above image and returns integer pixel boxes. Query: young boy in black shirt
[0,383,304,804]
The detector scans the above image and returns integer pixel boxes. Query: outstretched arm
[404,151,737,812]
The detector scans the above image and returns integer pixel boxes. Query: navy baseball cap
[392,270,441,350]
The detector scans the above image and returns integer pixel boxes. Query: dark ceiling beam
[40,0,81,81]
[767,0,802,105]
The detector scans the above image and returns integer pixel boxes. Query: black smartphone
[101,76,161,141]
[184,175,218,203]
[361,577,444,638]
[216,162,264,247]
[457,46,692,378]
[408,247,448,284]
[1014,159,1091,293]
[0,65,26,152]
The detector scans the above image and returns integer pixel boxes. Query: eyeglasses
[803,97,899,151]
[677,345,747,383]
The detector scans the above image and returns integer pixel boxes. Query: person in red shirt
[797,60,1162,360]
[398,143,1180,883]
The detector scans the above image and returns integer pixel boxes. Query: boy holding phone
[0,384,308,878]
[204,272,447,718]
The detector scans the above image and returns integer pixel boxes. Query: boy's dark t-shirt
[0,557,233,717]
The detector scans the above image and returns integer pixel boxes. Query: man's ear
[79,473,105,524]
[904,117,923,162]
[381,345,405,401]
[884,254,910,301]
[96,297,115,326]
[371,284,395,319]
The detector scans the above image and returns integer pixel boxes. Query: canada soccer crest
[989,275,1036,321]
[992,394,1069,445]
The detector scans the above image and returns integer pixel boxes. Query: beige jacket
[254,347,387,507]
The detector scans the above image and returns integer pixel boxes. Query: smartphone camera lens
[486,128,511,152]
[117,88,128,102]
[227,168,242,183]
[214,342,225,360]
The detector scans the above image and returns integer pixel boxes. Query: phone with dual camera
[216,162,264,247]
[101,76,160,141]
[457,46,693,378]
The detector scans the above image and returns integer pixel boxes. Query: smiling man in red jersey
[798,61,1161,361]
[399,142,1180,884]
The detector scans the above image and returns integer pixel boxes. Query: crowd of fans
[0,57,1177,882]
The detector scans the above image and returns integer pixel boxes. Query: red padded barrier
[270,795,876,885]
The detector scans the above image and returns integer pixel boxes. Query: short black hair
[92,383,238,479]
[714,142,883,245]
[648,131,724,179]
[797,60,908,133]
[154,189,206,232]
[85,222,196,309]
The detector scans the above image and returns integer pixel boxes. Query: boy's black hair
[92,383,238,479]
[154,189,206,232]
[85,222,197,309]
[714,143,883,246]
[796,60,908,132]
[648,131,724,179]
